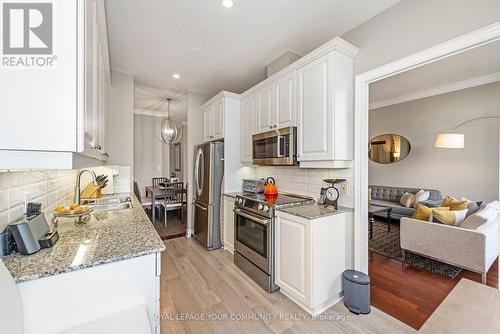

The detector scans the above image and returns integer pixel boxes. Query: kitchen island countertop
[1,194,165,283]
[277,203,353,220]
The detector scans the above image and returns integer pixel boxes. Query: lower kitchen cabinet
[223,195,235,253]
[275,210,353,315]
[17,253,161,334]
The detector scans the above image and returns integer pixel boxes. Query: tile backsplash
[253,166,355,207]
[0,170,77,233]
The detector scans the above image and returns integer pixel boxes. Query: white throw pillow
[460,206,497,229]
[413,189,430,207]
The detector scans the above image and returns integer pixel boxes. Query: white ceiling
[105,0,399,96]
[370,40,500,108]
[134,83,188,122]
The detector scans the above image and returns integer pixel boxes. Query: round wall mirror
[369,134,411,164]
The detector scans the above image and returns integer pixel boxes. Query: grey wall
[106,71,134,191]
[369,82,500,202]
[133,114,170,195]
[342,0,500,75]
[186,92,209,232]
[169,125,186,181]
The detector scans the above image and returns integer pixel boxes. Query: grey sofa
[369,185,443,220]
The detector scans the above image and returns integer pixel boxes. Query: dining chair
[134,181,159,218]
[158,182,185,228]
[152,177,169,187]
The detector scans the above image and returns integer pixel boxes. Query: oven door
[234,208,271,273]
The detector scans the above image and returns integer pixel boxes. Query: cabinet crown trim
[241,37,359,97]
[202,90,240,107]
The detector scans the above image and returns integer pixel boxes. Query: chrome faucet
[74,169,98,205]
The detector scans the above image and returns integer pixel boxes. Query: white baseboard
[223,242,234,254]
[279,289,343,316]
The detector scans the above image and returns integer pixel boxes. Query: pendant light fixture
[157,98,183,145]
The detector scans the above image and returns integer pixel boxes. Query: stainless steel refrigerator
[193,141,224,250]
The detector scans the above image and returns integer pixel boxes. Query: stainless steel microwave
[252,127,297,166]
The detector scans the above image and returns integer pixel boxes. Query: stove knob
[237,199,243,204]
[257,204,264,210]
[263,206,269,212]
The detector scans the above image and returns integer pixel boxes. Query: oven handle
[234,209,269,226]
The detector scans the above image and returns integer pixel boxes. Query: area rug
[151,211,186,240]
[369,220,462,278]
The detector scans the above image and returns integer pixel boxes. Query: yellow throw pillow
[412,204,450,221]
[442,196,468,211]
[432,209,468,226]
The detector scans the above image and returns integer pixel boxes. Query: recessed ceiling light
[222,0,234,9]
[172,73,180,79]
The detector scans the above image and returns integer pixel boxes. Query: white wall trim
[370,71,500,110]
[354,21,500,274]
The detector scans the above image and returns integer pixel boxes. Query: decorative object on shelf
[319,179,346,209]
[156,98,183,145]
[435,116,500,148]
[369,134,411,164]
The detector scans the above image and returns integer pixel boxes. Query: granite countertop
[277,203,353,220]
[2,194,165,283]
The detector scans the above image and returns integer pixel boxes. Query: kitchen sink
[82,196,133,212]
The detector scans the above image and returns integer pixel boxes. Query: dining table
[145,185,170,223]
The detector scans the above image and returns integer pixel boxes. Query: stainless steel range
[233,193,314,292]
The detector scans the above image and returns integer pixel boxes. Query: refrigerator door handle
[193,202,208,211]
[195,148,204,197]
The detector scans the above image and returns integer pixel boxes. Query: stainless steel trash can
[343,270,371,314]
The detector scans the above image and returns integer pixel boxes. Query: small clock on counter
[319,179,346,209]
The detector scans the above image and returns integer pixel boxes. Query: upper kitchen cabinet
[296,38,358,168]
[202,91,240,143]
[256,83,274,132]
[0,0,110,169]
[241,94,256,163]
[82,0,111,161]
[203,97,225,141]
[274,72,296,128]
[254,72,297,134]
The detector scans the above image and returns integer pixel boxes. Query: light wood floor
[160,237,415,334]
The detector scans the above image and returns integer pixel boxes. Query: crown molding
[370,71,500,110]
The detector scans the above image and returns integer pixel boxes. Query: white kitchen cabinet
[202,91,241,143]
[296,42,357,168]
[254,72,297,134]
[274,72,296,128]
[275,209,353,315]
[0,0,110,169]
[81,0,110,160]
[203,105,213,142]
[203,98,225,141]
[239,37,358,169]
[256,84,274,132]
[223,195,235,253]
[241,95,256,163]
[212,99,224,139]
[18,253,161,334]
